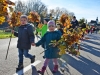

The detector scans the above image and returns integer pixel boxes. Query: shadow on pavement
[60,54,100,75]
[83,39,100,46]
[31,66,39,75]
[48,60,64,75]
[58,58,71,75]
[81,42,100,57]
[86,34,100,40]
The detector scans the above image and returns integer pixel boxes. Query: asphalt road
[0,33,100,75]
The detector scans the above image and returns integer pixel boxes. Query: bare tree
[49,7,71,20]
[15,1,27,14]
[26,0,48,23]
[49,7,62,20]
[68,12,75,21]
[14,0,48,23]
[26,0,47,15]
[14,0,75,23]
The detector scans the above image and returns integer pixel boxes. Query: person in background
[38,18,50,37]
[56,23,64,35]
[71,16,79,29]
[95,26,99,34]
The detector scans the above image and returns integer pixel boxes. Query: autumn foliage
[0,0,15,24]
[50,14,85,56]
[28,11,40,23]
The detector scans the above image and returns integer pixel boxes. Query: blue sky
[11,0,100,22]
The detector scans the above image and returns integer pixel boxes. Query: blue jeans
[18,49,33,63]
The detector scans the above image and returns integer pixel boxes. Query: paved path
[0,33,100,75]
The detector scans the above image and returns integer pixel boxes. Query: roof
[90,20,97,23]
[88,20,97,26]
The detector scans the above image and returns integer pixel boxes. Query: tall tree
[15,1,27,14]
[26,0,48,23]
[15,0,48,23]
[78,18,85,26]
[49,7,74,20]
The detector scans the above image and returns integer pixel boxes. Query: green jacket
[37,24,48,37]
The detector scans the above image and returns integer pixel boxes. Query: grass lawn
[0,30,15,39]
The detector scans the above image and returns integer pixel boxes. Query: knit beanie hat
[47,20,55,27]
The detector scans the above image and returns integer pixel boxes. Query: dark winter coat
[14,24,35,49]
[35,31,61,59]
[81,23,86,28]
[71,20,79,28]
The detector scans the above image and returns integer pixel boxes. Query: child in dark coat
[33,20,61,74]
[12,15,35,71]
